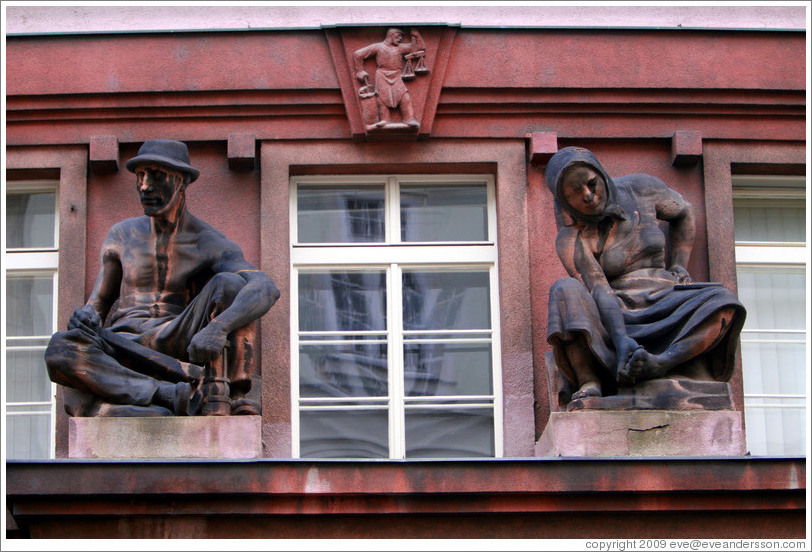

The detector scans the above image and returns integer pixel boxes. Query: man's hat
[125,139,200,182]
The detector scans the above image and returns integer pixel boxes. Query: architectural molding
[7,457,806,538]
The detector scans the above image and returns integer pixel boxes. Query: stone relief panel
[324,25,457,139]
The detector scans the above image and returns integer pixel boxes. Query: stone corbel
[671,130,703,167]
[527,131,559,167]
[89,135,119,175]
[228,132,256,171]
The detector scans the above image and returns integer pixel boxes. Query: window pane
[734,199,805,242]
[741,341,806,397]
[300,343,388,397]
[400,184,488,242]
[744,401,806,456]
[5,275,54,336]
[405,408,494,458]
[6,192,56,249]
[736,267,806,331]
[299,271,387,332]
[6,346,52,403]
[300,409,389,458]
[402,271,491,331]
[735,185,806,458]
[297,185,385,243]
[6,414,52,459]
[404,342,492,396]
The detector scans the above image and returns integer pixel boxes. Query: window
[733,175,807,456]
[4,181,59,459]
[291,175,502,458]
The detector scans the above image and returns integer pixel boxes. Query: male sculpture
[45,139,279,416]
[353,28,427,130]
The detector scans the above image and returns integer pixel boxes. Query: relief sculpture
[544,147,746,411]
[353,28,429,132]
[45,139,279,417]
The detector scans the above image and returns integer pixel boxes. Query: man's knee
[208,272,246,300]
[44,329,87,385]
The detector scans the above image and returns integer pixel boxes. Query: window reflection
[404,342,492,397]
[6,192,56,249]
[400,184,488,242]
[300,343,388,397]
[402,271,491,331]
[297,185,385,243]
[299,271,387,332]
[405,408,494,458]
[300,409,389,458]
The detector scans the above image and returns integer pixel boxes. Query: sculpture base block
[536,410,745,457]
[69,416,262,459]
[567,378,734,412]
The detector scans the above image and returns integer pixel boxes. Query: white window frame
[4,180,60,459]
[733,175,807,456]
[290,174,503,459]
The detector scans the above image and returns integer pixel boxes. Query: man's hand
[187,324,229,364]
[67,305,102,333]
[356,70,369,83]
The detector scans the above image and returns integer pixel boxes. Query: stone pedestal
[536,410,746,457]
[69,416,262,459]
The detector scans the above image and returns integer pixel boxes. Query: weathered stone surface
[567,378,734,411]
[69,416,262,459]
[536,410,746,457]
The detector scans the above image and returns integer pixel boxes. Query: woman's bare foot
[622,348,670,384]
[615,336,643,385]
[572,380,602,400]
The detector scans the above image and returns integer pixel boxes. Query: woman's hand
[668,264,693,285]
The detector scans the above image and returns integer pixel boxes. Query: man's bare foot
[572,381,602,400]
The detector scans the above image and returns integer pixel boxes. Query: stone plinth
[536,410,745,457]
[69,416,262,459]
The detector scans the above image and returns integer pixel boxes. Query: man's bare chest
[119,235,212,292]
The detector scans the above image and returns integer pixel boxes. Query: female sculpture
[545,147,745,404]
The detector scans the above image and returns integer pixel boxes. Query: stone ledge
[69,416,261,459]
[536,410,746,457]
[7,457,805,538]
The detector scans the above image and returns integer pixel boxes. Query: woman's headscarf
[544,146,627,227]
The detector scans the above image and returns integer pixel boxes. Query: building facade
[4,5,808,540]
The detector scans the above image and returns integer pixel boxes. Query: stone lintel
[227,132,256,171]
[671,130,703,166]
[69,416,262,459]
[89,134,119,174]
[528,131,559,166]
[536,410,746,457]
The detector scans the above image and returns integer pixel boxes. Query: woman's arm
[574,234,641,380]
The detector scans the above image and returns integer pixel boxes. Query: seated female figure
[545,147,746,402]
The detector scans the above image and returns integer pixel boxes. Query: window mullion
[388,176,400,245]
[290,266,301,458]
[489,263,504,458]
[50,271,59,458]
[389,263,405,459]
